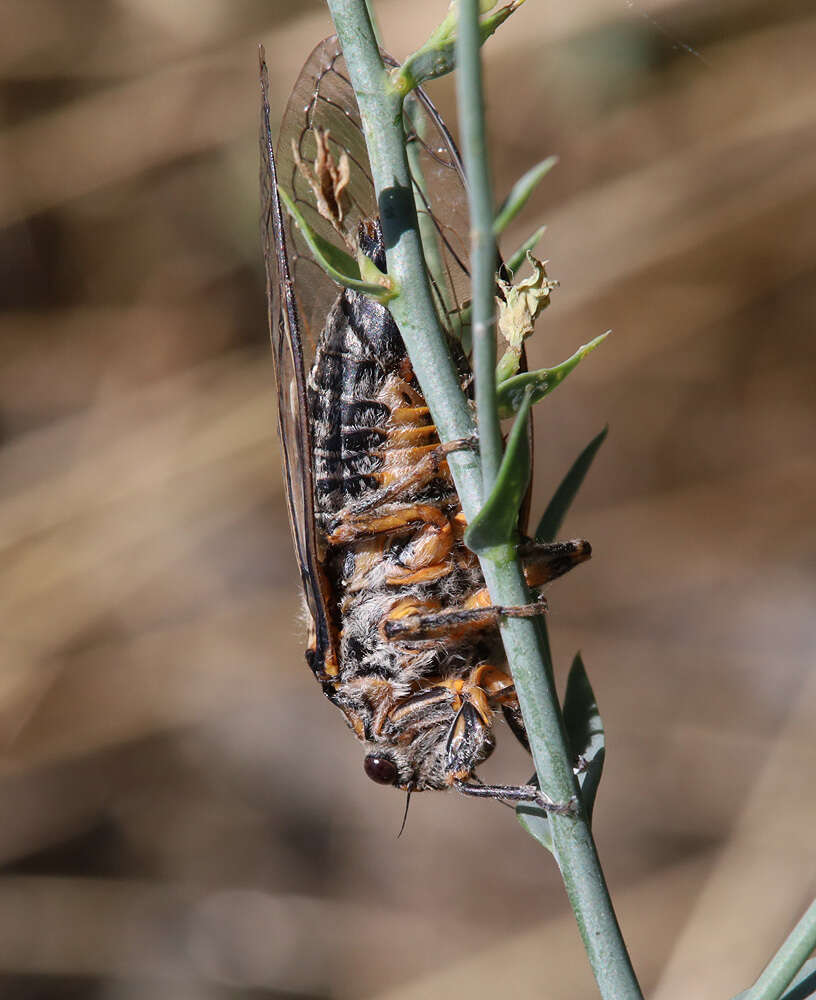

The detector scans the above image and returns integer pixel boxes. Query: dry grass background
[1,1,815,997]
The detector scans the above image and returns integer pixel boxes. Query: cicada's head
[361,688,498,792]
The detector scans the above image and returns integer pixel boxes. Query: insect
[259,38,590,808]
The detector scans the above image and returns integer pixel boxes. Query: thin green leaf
[579,749,606,826]
[496,332,609,420]
[563,653,603,759]
[464,387,533,553]
[563,653,605,822]
[494,157,558,236]
[279,189,395,301]
[517,653,605,843]
[392,0,525,95]
[535,425,608,543]
[495,346,522,385]
[517,802,554,853]
[363,0,383,46]
[505,224,547,274]
[516,749,604,848]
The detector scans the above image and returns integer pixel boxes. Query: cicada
[259,38,590,806]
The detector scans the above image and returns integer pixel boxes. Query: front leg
[453,779,578,815]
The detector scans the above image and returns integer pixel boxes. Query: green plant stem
[455,0,502,494]
[323,2,643,997]
[745,899,816,1000]
[479,557,643,1000]
[326,0,481,500]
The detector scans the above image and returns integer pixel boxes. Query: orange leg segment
[327,503,449,546]
[521,539,592,587]
[382,594,547,641]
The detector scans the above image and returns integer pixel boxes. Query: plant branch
[322,2,643,997]
[455,0,503,493]
[453,6,642,996]
[744,898,816,1000]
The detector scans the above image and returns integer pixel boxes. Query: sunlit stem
[322,2,644,997]
[455,0,503,497]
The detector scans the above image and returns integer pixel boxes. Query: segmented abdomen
[306,287,484,689]
[308,289,404,532]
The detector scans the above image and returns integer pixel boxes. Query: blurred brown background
[1,1,815,997]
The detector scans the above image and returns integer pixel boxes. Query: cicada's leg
[453,779,578,815]
[382,519,456,586]
[519,538,592,588]
[389,664,514,727]
[501,701,530,753]
[380,503,485,585]
[368,434,477,506]
[337,703,367,741]
[385,398,475,457]
[379,596,442,641]
[327,503,449,545]
[335,677,399,740]
[468,663,517,704]
[406,663,510,719]
[381,592,547,641]
[328,504,457,586]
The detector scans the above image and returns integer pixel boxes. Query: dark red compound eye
[363,754,399,785]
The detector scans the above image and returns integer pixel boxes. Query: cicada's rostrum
[260,39,590,806]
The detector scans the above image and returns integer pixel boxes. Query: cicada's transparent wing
[274,36,471,360]
[259,50,335,682]
[401,86,472,345]
[261,37,472,684]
